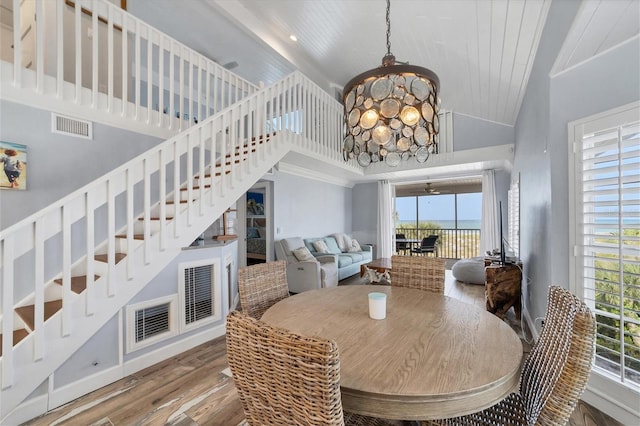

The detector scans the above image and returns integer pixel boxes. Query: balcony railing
[396,227,481,259]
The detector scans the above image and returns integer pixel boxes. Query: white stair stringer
[0,132,292,421]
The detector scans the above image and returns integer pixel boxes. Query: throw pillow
[292,246,315,261]
[312,240,330,253]
[323,237,343,255]
[348,239,362,252]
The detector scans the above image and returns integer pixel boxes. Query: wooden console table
[484,259,523,320]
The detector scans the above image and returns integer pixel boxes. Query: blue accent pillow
[247,227,260,238]
[323,237,342,255]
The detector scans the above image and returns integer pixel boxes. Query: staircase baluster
[159,147,167,251]
[186,131,194,226]
[107,2,114,113]
[198,126,205,216]
[107,179,116,296]
[85,191,96,312]
[169,40,175,130]
[126,168,135,279]
[74,1,81,103]
[56,0,63,98]
[62,205,72,336]
[134,20,141,120]
[179,46,185,132]
[143,157,151,264]
[158,34,165,128]
[91,0,98,106]
[2,234,15,387]
[11,0,20,86]
[34,219,45,360]
[121,13,128,118]
[187,51,193,129]
[35,0,44,94]
[146,26,153,125]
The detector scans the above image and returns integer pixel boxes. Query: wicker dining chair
[238,260,289,319]
[390,255,445,294]
[422,285,596,426]
[226,311,396,426]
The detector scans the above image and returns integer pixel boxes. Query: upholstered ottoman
[452,258,486,285]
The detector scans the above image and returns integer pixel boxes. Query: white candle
[368,292,387,320]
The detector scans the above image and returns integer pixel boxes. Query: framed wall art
[0,141,27,190]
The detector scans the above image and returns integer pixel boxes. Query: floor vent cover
[51,113,93,139]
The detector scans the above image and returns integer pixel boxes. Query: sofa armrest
[316,254,337,264]
[361,244,373,253]
[286,261,323,293]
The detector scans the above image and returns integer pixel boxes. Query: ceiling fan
[424,183,441,194]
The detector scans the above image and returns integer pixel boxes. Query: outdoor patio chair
[225,311,396,426]
[422,285,596,426]
[237,260,289,319]
[395,233,409,254]
[390,255,445,293]
[411,235,439,256]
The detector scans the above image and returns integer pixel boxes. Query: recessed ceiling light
[289,34,298,42]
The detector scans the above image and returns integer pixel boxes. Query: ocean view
[397,219,481,229]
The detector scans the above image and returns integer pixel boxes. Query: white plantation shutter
[571,104,640,389]
[508,177,520,257]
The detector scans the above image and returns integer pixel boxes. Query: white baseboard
[10,323,227,424]
[522,306,539,342]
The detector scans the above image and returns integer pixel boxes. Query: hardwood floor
[25,271,622,426]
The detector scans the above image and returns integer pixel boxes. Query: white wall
[0,100,161,229]
[273,169,352,239]
[512,1,640,422]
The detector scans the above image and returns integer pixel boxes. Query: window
[179,259,222,332]
[126,295,177,353]
[570,102,640,392]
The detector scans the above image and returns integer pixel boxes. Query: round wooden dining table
[261,285,523,420]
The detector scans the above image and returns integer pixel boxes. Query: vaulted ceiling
[131,0,639,129]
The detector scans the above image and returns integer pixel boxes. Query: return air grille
[51,113,93,139]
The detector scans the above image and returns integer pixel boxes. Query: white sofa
[274,237,339,293]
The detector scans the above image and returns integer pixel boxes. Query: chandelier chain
[385,0,391,55]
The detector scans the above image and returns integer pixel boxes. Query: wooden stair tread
[115,234,145,240]
[179,185,210,191]
[0,329,29,357]
[137,217,173,221]
[15,300,63,331]
[53,275,101,294]
[95,253,126,264]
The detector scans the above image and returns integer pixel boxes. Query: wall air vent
[126,295,177,353]
[51,113,93,139]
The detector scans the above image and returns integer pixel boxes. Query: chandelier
[342,0,440,167]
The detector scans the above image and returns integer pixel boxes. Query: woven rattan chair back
[519,285,596,425]
[390,255,445,294]
[421,286,596,426]
[238,260,289,319]
[226,311,345,425]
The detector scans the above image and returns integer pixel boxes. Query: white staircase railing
[0,67,355,419]
[1,0,257,138]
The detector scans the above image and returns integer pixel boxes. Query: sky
[396,193,482,222]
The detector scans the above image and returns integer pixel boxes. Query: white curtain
[480,170,499,255]
[377,180,394,258]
